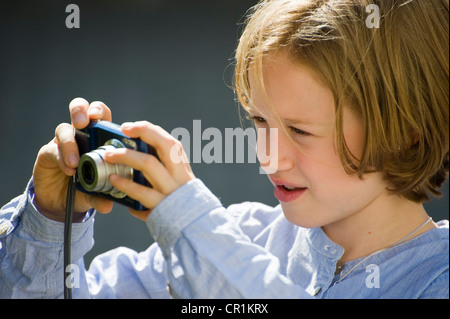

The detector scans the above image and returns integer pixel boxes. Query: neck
[322,193,435,263]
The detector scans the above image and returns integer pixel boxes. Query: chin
[280,205,326,229]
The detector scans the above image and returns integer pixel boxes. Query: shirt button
[324,245,337,254]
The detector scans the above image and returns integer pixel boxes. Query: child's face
[248,52,387,228]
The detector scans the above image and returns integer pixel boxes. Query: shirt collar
[306,227,345,260]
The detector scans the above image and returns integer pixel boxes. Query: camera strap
[64,175,76,299]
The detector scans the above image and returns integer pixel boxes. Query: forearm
[147,179,311,299]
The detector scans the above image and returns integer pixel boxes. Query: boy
[1,0,448,298]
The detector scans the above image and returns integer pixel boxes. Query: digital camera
[75,120,157,211]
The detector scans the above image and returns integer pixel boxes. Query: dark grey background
[0,0,448,266]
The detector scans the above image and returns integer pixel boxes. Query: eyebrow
[282,117,316,126]
[247,108,316,126]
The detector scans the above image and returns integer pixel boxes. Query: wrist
[32,197,87,223]
[22,188,95,251]
[31,189,88,223]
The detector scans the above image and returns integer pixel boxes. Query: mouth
[270,178,307,202]
[279,185,303,191]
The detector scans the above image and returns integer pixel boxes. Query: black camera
[75,120,157,211]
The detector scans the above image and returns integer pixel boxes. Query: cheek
[309,163,386,216]
[255,126,279,170]
[300,111,366,186]
[296,144,364,200]
[293,138,345,179]
[255,126,270,158]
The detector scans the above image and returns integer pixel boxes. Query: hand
[104,121,196,221]
[32,98,114,222]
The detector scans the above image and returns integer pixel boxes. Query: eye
[289,126,312,137]
[246,115,267,124]
[246,115,313,137]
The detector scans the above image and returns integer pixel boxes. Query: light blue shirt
[0,178,448,298]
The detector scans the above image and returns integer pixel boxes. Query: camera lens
[81,161,96,186]
[77,142,133,198]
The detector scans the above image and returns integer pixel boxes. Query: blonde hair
[234,0,449,202]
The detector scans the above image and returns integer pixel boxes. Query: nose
[256,126,295,174]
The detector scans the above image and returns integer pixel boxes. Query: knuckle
[90,101,107,110]
[134,183,148,198]
[37,142,52,156]
[88,101,112,121]
[168,137,182,149]
[114,147,129,159]
[54,123,72,136]
[142,154,157,167]
[172,138,183,147]
[136,120,152,129]
[36,140,58,162]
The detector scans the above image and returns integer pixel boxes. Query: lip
[269,178,307,203]
[273,185,307,202]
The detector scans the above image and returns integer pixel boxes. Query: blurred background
[0,0,448,266]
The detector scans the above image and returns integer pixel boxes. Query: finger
[120,121,193,180]
[109,174,166,210]
[104,148,178,194]
[128,208,152,222]
[36,139,76,176]
[69,97,90,129]
[88,101,112,122]
[72,191,114,215]
[55,123,79,169]
[87,195,114,214]
[69,98,113,129]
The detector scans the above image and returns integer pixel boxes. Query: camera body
[75,120,157,211]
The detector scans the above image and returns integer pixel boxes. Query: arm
[0,181,170,298]
[1,98,107,298]
[106,122,311,298]
[0,180,94,298]
[1,98,169,298]
[146,178,310,299]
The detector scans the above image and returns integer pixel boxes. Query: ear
[410,129,420,148]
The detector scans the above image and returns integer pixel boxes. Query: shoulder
[419,270,449,299]
[421,220,449,259]
[396,220,449,263]
[390,220,449,298]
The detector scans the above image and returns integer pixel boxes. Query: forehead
[247,51,335,125]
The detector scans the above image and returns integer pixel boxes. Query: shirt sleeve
[0,179,94,298]
[0,179,170,299]
[146,178,311,299]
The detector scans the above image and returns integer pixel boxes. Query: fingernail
[121,122,133,129]
[68,154,78,166]
[88,106,101,116]
[73,113,86,124]
[109,174,119,182]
